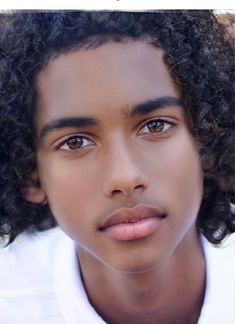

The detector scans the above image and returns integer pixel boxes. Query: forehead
[35,40,180,129]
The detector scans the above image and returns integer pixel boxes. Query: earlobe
[22,171,47,205]
[23,186,47,205]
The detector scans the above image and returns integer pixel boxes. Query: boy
[0,11,234,324]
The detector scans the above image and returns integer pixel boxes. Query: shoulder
[199,234,235,324]
[203,233,235,261]
[0,227,67,292]
[202,233,235,282]
[0,228,75,323]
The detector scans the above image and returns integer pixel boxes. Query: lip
[99,204,166,241]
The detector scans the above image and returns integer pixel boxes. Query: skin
[26,41,205,323]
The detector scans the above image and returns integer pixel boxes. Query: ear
[22,171,47,205]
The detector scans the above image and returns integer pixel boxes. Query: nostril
[111,184,145,197]
[102,169,148,198]
[135,184,144,190]
[112,189,123,195]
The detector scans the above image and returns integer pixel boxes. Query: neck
[77,231,206,324]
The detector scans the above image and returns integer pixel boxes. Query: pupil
[148,121,164,132]
[67,137,82,149]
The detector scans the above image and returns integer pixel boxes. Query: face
[31,40,203,273]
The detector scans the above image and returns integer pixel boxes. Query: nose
[102,141,148,198]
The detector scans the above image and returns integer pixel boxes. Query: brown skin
[26,41,205,323]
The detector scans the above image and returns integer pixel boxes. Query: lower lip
[102,217,163,241]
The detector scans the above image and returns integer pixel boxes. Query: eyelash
[138,118,175,135]
[58,136,94,151]
[57,118,175,152]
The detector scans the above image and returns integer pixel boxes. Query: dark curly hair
[0,11,234,245]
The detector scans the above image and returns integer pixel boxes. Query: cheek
[147,132,203,219]
[170,144,203,222]
[38,157,100,232]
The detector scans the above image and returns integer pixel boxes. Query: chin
[105,255,165,274]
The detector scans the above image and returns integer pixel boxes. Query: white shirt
[0,227,234,324]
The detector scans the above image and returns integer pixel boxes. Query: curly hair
[0,11,234,245]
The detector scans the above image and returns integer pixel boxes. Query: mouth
[99,204,166,241]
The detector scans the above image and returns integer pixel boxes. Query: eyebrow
[39,96,182,139]
[129,96,183,116]
[39,117,97,139]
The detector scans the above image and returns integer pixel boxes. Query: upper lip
[99,204,166,230]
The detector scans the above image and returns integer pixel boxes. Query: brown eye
[66,137,83,150]
[139,119,173,135]
[147,120,165,132]
[59,136,93,151]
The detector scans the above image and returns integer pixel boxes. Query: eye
[139,119,174,135]
[58,135,94,151]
